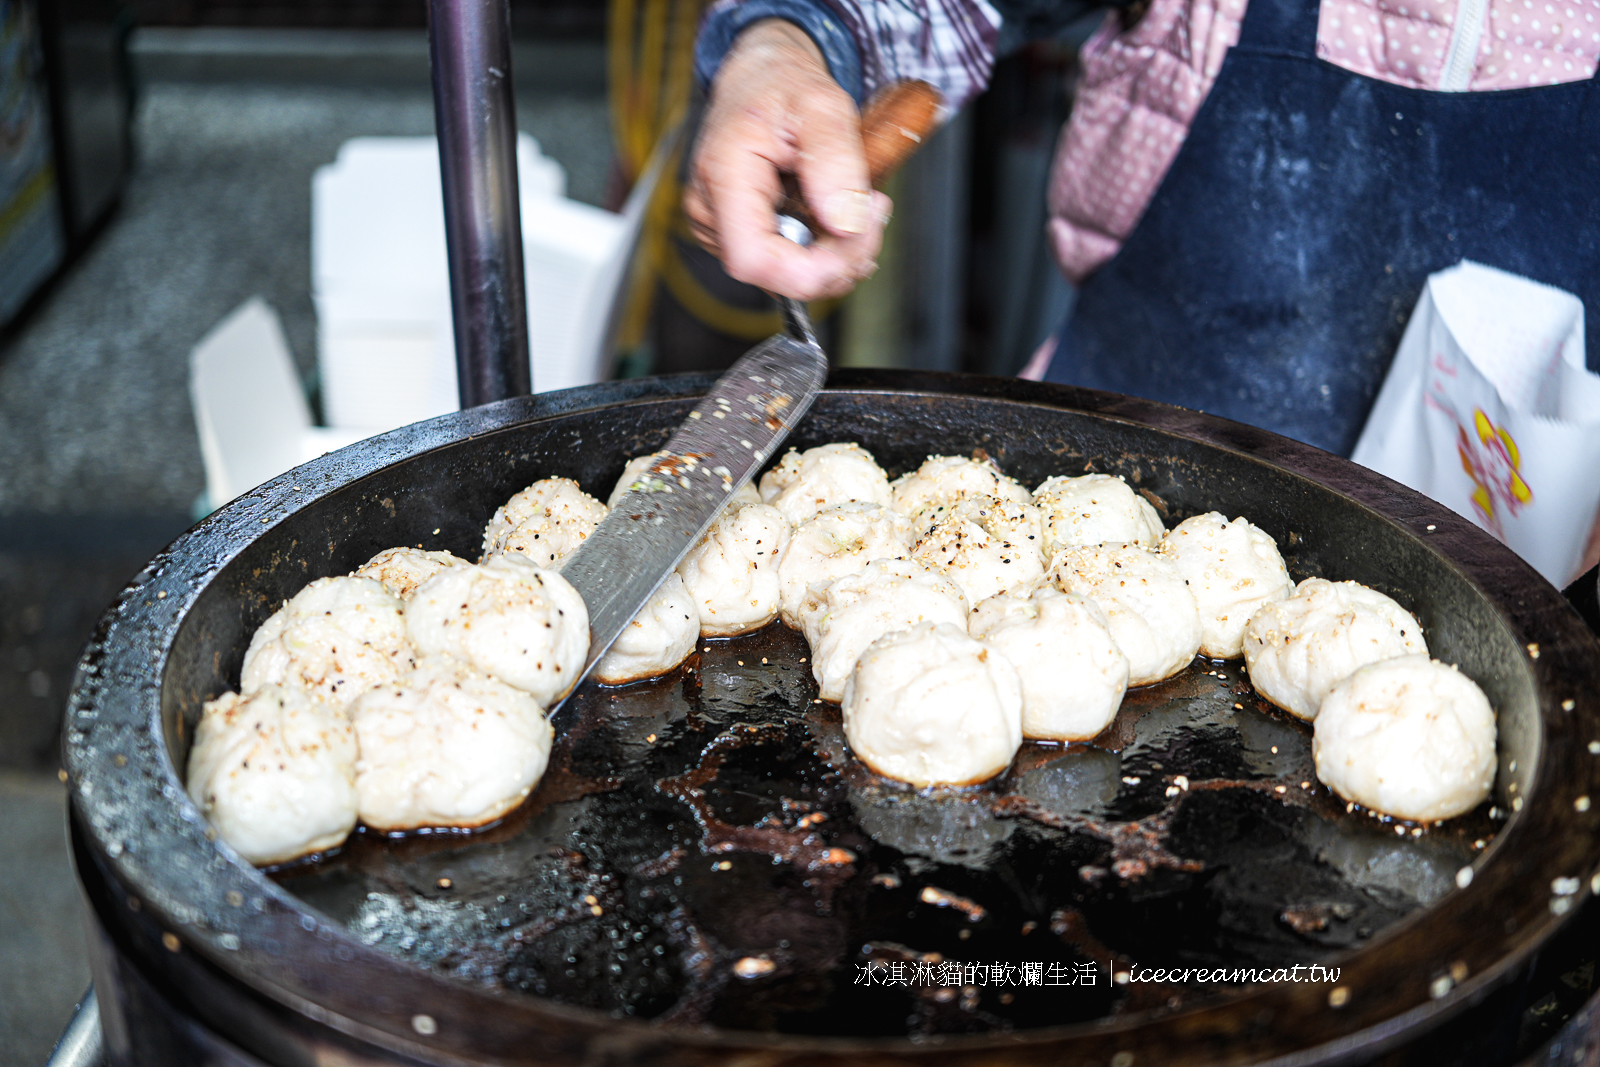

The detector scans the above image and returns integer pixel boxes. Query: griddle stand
[429,0,532,406]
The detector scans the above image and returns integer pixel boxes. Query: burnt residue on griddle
[272,625,1496,1038]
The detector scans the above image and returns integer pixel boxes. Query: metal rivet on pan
[1456,866,1473,888]
[1430,975,1453,999]
[161,933,180,953]
[1577,797,1592,812]
[1564,700,1577,711]
[1328,987,1351,1008]
[1527,643,1540,658]
[1426,524,1437,531]
[1111,1053,1135,1067]
[226,891,244,907]
[1450,961,1469,983]
[412,1014,437,1035]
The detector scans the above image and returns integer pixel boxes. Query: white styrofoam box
[313,134,628,434]
[313,134,564,317]
[190,298,370,507]
[522,194,628,393]
[317,318,454,432]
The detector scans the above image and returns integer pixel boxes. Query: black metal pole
[428,0,532,406]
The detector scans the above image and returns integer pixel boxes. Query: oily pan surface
[163,391,1524,1039]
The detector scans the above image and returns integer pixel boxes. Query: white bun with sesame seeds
[843,622,1023,788]
[800,558,969,703]
[482,477,607,567]
[889,454,1032,518]
[356,546,470,600]
[594,572,701,685]
[351,654,553,831]
[677,501,792,636]
[241,575,412,711]
[775,502,914,629]
[909,494,1046,608]
[970,586,1128,742]
[1242,577,1427,721]
[1033,473,1165,556]
[405,554,589,709]
[1159,512,1294,659]
[758,442,893,526]
[1048,545,1201,687]
[186,685,358,866]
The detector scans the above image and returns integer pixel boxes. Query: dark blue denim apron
[1043,0,1600,456]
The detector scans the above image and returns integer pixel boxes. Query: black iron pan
[64,370,1600,1065]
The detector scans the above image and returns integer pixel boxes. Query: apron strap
[1235,0,1321,56]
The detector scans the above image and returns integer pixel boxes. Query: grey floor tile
[0,513,190,775]
[0,772,91,1066]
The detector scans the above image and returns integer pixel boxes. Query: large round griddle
[65,370,1600,1066]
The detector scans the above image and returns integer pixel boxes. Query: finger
[790,85,874,239]
[692,131,858,297]
[732,232,861,301]
[724,189,889,300]
[798,189,892,292]
[698,115,847,297]
[682,180,723,260]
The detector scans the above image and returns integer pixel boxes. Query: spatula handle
[777,79,944,229]
[859,79,945,185]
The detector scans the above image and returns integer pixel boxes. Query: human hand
[685,19,892,302]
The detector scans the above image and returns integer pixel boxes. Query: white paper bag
[1352,261,1600,587]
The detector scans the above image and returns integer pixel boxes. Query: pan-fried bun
[1242,578,1426,721]
[843,622,1022,788]
[351,655,553,831]
[1313,655,1495,821]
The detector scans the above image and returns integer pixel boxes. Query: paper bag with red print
[1353,260,1600,587]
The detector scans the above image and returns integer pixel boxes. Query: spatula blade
[560,334,827,687]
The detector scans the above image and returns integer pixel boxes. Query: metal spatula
[557,80,942,698]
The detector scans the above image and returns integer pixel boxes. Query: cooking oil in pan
[274,623,1499,1037]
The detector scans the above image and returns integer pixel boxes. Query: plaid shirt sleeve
[694,0,1003,114]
